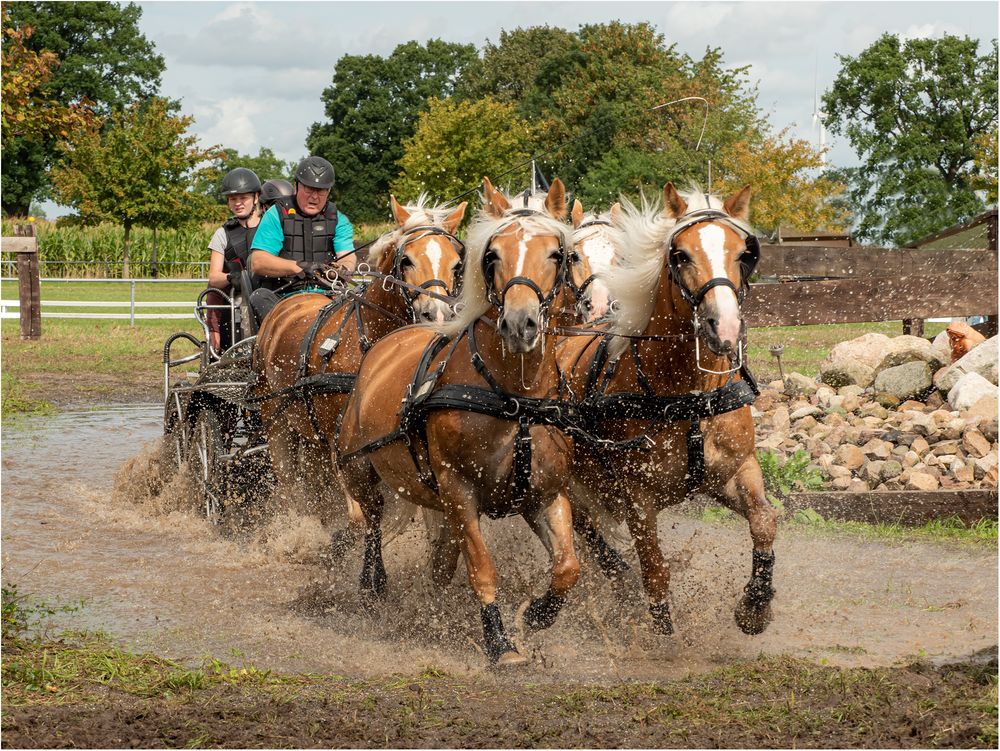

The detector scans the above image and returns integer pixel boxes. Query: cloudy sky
[41,1,999,214]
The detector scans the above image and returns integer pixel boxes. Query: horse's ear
[482,176,510,218]
[610,202,622,225]
[390,195,410,227]
[571,199,585,228]
[723,185,752,221]
[443,201,467,234]
[662,183,687,220]
[545,178,567,220]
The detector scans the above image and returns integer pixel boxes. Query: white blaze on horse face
[697,224,742,345]
[425,238,443,279]
[515,229,533,277]
[579,232,615,271]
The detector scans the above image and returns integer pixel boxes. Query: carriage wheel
[188,409,227,522]
[162,405,185,478]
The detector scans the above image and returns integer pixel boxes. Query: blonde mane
[603,187,754,357]
[438,187,573,336]
[367,194,462,267]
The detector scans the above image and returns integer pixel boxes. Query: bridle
[481,208,568,313]
[665,208,761,375]
[389,224,465,317]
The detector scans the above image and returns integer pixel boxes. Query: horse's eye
[672,249,693,265]
[399,256,414,270]
[483,251,499,268]
[549,249,564,263]
[568,251,581,265]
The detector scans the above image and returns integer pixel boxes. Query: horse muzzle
[414,298,455,324]
[498,306,542,353]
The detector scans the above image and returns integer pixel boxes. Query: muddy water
[2,406,997,684]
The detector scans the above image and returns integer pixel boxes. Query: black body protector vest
[258,196,339,292]
[221,218,258,275]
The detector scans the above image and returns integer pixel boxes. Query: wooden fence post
[14,224,42,340]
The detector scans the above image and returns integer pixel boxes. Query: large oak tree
[823,33,998,244]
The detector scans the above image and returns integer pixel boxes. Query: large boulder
[820,359,876,388]
[874,335,948,374]
[873,361,934,402]
[949,371,1000,412]
[824,332,893,370]
[934,336,998,392]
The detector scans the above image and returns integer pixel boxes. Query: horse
[557,183,776,637]
[566,199,621,322]
[251,195,466,534]
[336,178,580,666]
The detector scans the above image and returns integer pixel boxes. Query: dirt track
[2,405,998,747]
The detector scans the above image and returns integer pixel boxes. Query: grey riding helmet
[221,167,262,196]
[260,178,295,207]
[295,155,335,190]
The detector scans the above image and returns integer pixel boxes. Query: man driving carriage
[249,155,356,305]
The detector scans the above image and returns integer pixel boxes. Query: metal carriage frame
[161,270,272,522]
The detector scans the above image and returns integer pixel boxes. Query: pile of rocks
[753,332,998,492]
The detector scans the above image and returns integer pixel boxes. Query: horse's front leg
[522,490,580,631]
[339,456,387,598]
[626,502,674,635]
[439,468,524,666]
[719,456,777,635]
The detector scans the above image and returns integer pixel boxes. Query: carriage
[161,269,272,520]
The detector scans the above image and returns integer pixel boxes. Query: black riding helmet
[295,155,335,190]
[221,167,262,196]
[260,178,294,207]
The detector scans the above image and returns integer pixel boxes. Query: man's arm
[248,205,304,278]
[333,211,356,272]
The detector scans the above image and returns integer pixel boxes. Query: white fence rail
[0,277,204,325]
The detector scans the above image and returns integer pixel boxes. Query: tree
[51,97,221,277]
[712,130,850,236]
[455,26,577,106]
[459,23,767,199]
[393,97,536,203]
[0,10,95,148]
[306,39,478,222]
[970,127,998,207]
[196,147,294,205]
[823,33,998,244]
[1,2,164,215]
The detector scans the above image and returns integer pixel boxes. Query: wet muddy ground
[2,406,997,747]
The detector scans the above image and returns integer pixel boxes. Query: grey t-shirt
[208,226,227,255]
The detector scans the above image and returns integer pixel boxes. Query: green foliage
[823,34,998,244]
[1,1,164,215]
[1,373,55,419]
[757,449,826,501]
[196,147,295,206]
[455,26,577,106]
[394,97,535,202]
[307,39,478,221]
[50,97,221,275]
[1,583,78,642]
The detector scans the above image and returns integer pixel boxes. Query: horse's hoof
[735,599,772,635]
[494,650,529,668]
[522,591,565,632]
[649,601,674,635]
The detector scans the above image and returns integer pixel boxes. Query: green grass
[1,372,55,419]
[789,510,999,546]
[747,320,949,380]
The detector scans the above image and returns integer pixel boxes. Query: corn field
[2,219,395,278]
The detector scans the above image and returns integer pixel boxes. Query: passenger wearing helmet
[249,155,355,296]
[259,178,294,211]
[206,167,261,352]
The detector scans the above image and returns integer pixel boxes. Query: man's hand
[295,260,325,279]
[226,270,242,290]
